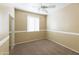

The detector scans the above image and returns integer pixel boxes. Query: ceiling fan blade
[47,5,56,8]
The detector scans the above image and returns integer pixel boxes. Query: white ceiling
[14,3,70,15]
[13,3,48,15]
[0,3,70,15]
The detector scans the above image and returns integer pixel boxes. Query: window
[27,15,39,32]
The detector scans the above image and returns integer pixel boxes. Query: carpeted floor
[11,39,79,55]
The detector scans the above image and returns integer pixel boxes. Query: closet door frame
[9,14,15,50]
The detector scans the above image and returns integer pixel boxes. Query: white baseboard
[48,39,79,54]
[15,38,43,45]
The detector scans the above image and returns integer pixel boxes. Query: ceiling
[14,3,70,14]
[0,3,70,15]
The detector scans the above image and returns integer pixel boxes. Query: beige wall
[15,9,47,44]
[47,4,79,52]
[47,4,79,33]
[15,9,47,31]
[15,9,27,31]
[0,39,9,55]
[15,31,46,43]
[0,5,10,55]
[0,5,9,35]
[47,31,79,52]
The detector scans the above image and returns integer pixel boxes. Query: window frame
[27,14,40,32]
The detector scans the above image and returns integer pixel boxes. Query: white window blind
[27,15,39,32]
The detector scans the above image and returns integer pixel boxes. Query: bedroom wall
[47,4,79,53]
[15,9,47,44]
[0,38,9,55]
[0,4,10,55]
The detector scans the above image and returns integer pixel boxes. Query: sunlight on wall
[0,14,3,33]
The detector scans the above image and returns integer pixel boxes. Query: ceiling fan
[38,3,56,13]
[40,3,56,9]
